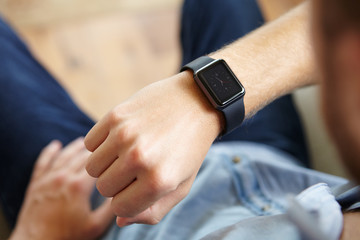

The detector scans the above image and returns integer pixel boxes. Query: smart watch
[181,56,245,135]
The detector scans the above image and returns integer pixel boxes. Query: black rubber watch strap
[222,96,245,134]
[181,56,245,135]
[181,56,215,73]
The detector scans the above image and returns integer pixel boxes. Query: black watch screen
[197,60,244,106]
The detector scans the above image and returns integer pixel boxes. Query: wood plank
[0,0,182,27]
[18,9,181,120]
[257,0,304,21]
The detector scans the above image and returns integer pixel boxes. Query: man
[3,0,360,239]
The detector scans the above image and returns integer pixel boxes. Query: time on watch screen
[198,61,244,105]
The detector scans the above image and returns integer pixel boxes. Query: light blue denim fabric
[100,142,347,240]
[204,183,343,240]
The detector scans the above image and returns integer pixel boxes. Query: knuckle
[128,145,148,170]
[68,178,85,193]
[146,171,176,194]
[96,178,113,197]
[52,172,67,187]
[107,109,123,126]
[114,124,134,144]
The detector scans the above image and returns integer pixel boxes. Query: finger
[116,176,193,226]
[86,134,122,178]
[67,149,91,173]
[76,169,98,195]
[110,172,177,218]
[32,140,62,180]
[84,115,111,152]
[95,156,137,197]
[52,137,85,170]
[88,199,115,239]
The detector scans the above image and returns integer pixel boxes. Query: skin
[10,0,360,238]
[9,139,114,240]
[85,2,315,227]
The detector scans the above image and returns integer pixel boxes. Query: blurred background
[0,0,347,238]
[0,0,183,121]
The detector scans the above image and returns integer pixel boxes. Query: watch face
[198,60,244,106]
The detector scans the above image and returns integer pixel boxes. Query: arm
[85,1,315,226]
[211,1,315,117]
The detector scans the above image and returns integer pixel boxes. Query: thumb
[88,199,115,238]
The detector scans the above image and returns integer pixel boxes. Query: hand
[10,138,114,240]
[85,72,223,226]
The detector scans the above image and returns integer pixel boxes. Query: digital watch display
[181,56,246,135]
[197,59,245,107]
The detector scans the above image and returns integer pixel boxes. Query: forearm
[210,1,314,118]
[84,1,316,225]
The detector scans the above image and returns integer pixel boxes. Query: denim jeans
[0,0,308,228]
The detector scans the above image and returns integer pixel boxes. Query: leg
[0,18,95,227]
[180,0,309,166]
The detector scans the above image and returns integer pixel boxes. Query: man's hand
[85,2,314,227]
[85,72,223,226]
[10,138,114,240]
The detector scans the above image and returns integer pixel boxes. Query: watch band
[222,96,245,134]
[181,56,215,72]
[181,56,245,135]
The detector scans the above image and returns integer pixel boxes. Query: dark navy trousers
[0,0,308,228]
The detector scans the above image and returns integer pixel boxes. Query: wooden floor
[0,0,182,120]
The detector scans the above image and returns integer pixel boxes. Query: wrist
[176,70,225,138]
[209,51,255,117]
[180,56,246,135]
